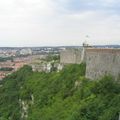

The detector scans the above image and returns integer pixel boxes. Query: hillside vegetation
[0,64,120,120]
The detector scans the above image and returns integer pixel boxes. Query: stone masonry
[60,47,120,80]
[85,48,120,80]
[60,49,83,64]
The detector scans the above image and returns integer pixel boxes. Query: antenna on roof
[83,35,89,47]
[83,35,92,48]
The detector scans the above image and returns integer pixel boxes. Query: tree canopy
[0,63,119,120]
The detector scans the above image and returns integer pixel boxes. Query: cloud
[0,0,120,46]
[54,0,120,15]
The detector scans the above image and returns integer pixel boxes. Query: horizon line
[0,44,119,48]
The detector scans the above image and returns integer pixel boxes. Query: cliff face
[0,64,120,120]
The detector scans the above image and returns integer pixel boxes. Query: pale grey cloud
[0,0,120,46]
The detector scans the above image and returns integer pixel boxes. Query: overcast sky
[0,0,120,47]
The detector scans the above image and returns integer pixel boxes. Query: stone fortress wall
[85,48,120,80]
[60,47,120,80]
[60,49,83,64]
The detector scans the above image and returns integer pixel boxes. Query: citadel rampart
[60,49,82,64]
[85,48,120,80]
[60,48,120,80]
